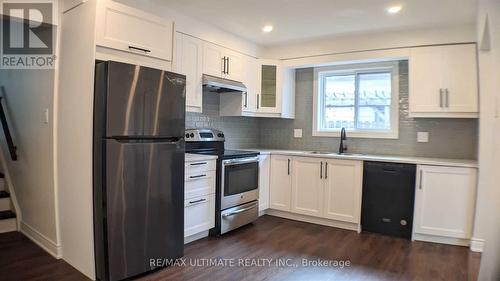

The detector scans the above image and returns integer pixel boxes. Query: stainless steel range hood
[202,74,246,93]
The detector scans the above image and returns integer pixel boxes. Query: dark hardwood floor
[0,215,481,281]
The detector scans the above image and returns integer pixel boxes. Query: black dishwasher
[361,161,416,239]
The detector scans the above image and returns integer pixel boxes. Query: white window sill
[313,130,399,139]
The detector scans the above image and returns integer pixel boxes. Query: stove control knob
[217,133,223,137]
[221,133,224,137]
[190,133,194,138]
[185,133,189,138]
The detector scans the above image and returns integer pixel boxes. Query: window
[313,62,399,139]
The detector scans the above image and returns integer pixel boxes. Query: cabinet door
[184,194,215,237]
[291,157,324,217]
[225,50,245,82]
[323,160,363,223]
[243,57,258,112]
[95,0,173,61]
[414,165,477,239]
[269,155,292,211]
[257,60,282,114]
[409,46,445,113]
[442,44,478,113]
[175,33,203,112]
[203,42,224,78]
[258,154,271,212]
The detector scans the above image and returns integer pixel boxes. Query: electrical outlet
[294,129,303,138]
[417,132,429,143]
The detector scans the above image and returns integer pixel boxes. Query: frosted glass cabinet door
[257,60,282,114]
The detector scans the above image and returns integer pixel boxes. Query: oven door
[220,156,259,210]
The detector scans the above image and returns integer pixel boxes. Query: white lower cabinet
[269,155,292,211]
[184,194,215,237]
[258,154,271,213]
[184,157,216,241]
[414,165,477,240]
[323,159,363,223]
[269,156,363,227]
[291,157,324,217]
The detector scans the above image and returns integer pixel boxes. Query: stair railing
[0,87,17,161]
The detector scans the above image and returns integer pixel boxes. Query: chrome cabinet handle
[128,46,151,53]
[445,88,449,108]
[320,162,323,179]
[188,198,206,204]
[227,57,230,74]
[257,94,260,109]
[190,162,207,166]
[222,57,226,74]
[439,88,444,108]
[325,162,328,179]
[189,174,206,179]
[287,159,290,175]
[419,170,423,190]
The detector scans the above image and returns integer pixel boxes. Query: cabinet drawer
[96,0,173,61]
[184,194,215,237]
[185,171,216,200]
[185,160,216,175]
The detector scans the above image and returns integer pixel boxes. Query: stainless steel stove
[185,129,260,235]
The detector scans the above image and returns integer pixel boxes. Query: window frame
[313,61,399,139]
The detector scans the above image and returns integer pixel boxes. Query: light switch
[417,132,429,143]
[294,129,303,138]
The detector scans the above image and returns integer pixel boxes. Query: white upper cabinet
[269,155,292,211]
[414,165,477,239]
[175,33,203,113]
[243,57,259,113]
[323,159,363,223]
[203,42,225,78]
[95,0,173,61]
[257,60,282,114]
[291,157,324,217]
[202,42,245,81]
[409,44,478,118]
[225,50,245,82]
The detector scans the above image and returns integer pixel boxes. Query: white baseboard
[266,209,359,232]
[20,221,62,258]
[184,230,209,244]
[413,233,470,247]
[470,237,485,252]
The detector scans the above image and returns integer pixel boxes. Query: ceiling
[146,0,477,46]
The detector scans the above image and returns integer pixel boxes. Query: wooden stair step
[0,210,16,220]
[0,191,9,198]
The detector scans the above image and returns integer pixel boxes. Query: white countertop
[243,149,478,168]
[185,153,218,162]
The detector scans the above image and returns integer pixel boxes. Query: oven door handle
[223,157,259,166]
[222,204,257,217]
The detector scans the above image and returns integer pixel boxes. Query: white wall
[0,68,59,253]
[56,0,97,279]
[263,24,476,60]
[475,0,500,280]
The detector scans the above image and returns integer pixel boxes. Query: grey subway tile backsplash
[186,61,478,160]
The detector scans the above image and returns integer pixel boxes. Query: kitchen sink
[308,151,365,156]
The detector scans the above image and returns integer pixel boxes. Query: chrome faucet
[339,127,347,154]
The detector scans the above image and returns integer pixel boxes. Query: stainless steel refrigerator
[93,61,186,281]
